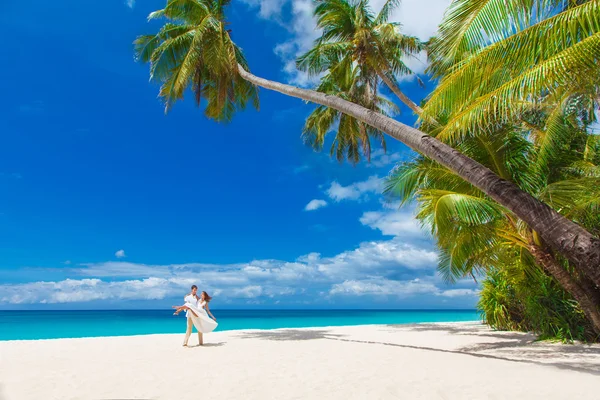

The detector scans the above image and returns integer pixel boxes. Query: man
[183,285,203,347]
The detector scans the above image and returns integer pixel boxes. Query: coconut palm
[423,0,600,144]
[133,0,259,119]
[135,0,600,284]
[385,103,600,337]
[303,57,397,163]
[296,0,425,114]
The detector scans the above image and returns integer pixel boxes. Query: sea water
[0,309,480,340]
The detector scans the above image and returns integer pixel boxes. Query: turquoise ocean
[0,309,480,341]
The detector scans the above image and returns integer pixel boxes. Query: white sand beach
[1,322,599,400]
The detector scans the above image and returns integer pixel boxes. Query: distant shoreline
[1,320,483,342]
[0,309,481,341]
[0,308,479,311]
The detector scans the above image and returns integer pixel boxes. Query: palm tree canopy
[387,98,600,284]
[303,57,398,163]
[296,0,424,87]
[134,0,259,121]
[423,0,600,143]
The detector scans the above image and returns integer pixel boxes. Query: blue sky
[0,0,478,309]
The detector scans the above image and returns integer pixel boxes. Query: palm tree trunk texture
[530,244,600,337]
[237,65,600,287]
[579,274,600,307]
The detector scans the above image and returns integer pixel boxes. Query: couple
[173,285,218,346]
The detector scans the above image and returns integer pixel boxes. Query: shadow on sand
[234,325,600,376]
[235,329,344,342]
[188,342,226,348]
[200,342,226,347]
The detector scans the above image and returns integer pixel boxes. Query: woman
[173,289,218,346]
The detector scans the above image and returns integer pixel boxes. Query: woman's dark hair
[201,291,212,302]
[191,285,198,290]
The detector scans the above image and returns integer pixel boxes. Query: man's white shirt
[184,294,199,318]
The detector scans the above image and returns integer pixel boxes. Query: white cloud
[360,209,425,238]
[381,0,451,41]
[438,288,480,298]
[329,278,438,297]
[115,249,126,258]
[304,199,328,211]
[317,239,438,279]
[0,165,482,307]
[399,51,429,81]
[372,0,450,81]
[297,252,320,263]
[228,285,264,298]
[368,149,404,168]
[329,278,479,299]
[242,0,321,86]
[0,235,443,305]
[0,278,179,305]
[326,176,383,202]
[125,0,135,9]
[241,0,287,19]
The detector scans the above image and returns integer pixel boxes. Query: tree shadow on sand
[386,323,538,345]
[235,325,600,376]
[389,323,600,373]
[235,329,345,342]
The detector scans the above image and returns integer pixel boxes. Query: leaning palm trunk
[375,69,423,115]
[529,244,600,337]
[237,64,600,286]
[580,276,600,306]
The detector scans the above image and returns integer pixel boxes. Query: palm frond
[433,32,600,142]
[375,0,400,24]
[427,0,564,77]
[135,0,259,120]
[423,1,600,141]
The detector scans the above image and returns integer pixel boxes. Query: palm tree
[303,58,397,163]
[296,0,425,114]
[135,0,600,285]
[385,105,600,336]
[422,0,600,144]
[133,0,259,119]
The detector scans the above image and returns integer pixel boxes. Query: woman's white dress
[185,300,218,333]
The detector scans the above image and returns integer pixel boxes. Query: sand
[1,322,599,400]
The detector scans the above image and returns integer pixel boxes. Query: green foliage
[134,0,259,120]
[297,0,423,79]
[479,267,594,342]
[423,0,600,143]
[386,104,600,341]
[303,60,397,163]
[393,0,600,341]
[297,0,423,162]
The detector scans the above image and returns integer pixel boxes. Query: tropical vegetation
[296,0,424,114]
[386,108,600,340]
[135,0,600,340]
[386,0,600,340]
